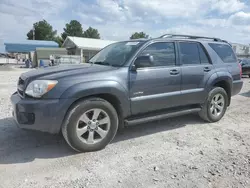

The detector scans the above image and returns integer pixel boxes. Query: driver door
[129,42,182,115]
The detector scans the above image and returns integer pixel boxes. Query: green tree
[83,27,100,39]
[27,20,57,40]
[130,32,149,39]
[54,36,64,47]
[61,20,84,40]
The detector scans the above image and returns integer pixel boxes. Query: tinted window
[179,42,200,65]
[198,44,210,64]
[209,43,237,63]
[141,42,175,67]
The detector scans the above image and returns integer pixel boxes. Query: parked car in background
[11,34,243,152]
[0,53,7,58]
[239,58,250,77]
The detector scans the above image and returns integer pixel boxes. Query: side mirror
[132,55,154,70]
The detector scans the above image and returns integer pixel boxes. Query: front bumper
[11,92,73,134]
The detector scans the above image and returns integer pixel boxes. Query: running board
[125,107,201,126]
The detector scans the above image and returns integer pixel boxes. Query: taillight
[238,63,242,78]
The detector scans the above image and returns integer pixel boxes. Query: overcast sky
[0,0,250,52]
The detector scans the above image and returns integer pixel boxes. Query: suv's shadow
[0,114,204,164]
[240,91,250,98]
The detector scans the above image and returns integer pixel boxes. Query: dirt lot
[0,68,250,188]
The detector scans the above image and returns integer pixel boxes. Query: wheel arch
[207,73,233,106]
[60,81,130,130]
[213,80,231,105]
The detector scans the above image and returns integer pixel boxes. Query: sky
[0,0,250,52]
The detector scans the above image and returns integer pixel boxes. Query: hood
[21,64,117,81]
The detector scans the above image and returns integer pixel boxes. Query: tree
[54,36,64,47]
[27,20,57,40]
[61,20,84,40]
[130,32,149,39]
[83,27,100,39]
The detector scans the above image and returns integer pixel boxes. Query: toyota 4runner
[11,34,243,152]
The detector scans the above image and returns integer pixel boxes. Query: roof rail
[221,40,232,46]
[130,38,148,40]
[159,34,223,42]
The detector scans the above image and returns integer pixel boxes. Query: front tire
[62,97,118,152]
[199,87,228,122]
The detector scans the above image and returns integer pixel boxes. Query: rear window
[209,43,237,63]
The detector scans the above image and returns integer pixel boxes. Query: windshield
[88,41,145,66]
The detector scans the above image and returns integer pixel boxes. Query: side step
[125,107,201,126]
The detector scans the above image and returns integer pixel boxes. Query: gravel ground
[0,68,250,188]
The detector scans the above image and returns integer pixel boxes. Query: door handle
[204,67,211,72]
[170,69,179,75]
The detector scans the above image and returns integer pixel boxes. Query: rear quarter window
[208,43,237,63]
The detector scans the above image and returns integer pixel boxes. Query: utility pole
[33,25,35,40]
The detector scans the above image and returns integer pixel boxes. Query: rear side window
[198,44,210,64]
[179,42,200,65]
[209,43,237,63]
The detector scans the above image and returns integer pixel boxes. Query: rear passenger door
[178,42,214,105]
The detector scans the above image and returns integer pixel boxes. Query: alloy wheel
[76,108,111,144]
[210,94,225,117]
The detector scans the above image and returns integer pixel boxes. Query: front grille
[18,77,25,85]
[17,77,25,98]
[18,89,24,97]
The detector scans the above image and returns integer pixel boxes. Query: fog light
[18,112,35,124]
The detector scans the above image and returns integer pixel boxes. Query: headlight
[25,80,58,98]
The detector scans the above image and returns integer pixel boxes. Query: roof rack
[130,38,149,40]
[159,34,223,42]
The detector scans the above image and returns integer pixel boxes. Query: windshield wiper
[87,61,120,67]
[93,61,111,66]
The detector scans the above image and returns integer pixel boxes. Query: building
[33,47,68,67]
[4,40,58,53]
[231,43,250,58]
[4,40,60,66]
[62,36,117,62]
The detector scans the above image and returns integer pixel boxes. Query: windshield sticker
[126,42,140,45]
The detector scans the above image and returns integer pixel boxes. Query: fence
[0,58,18,65]
[54,55,82,65]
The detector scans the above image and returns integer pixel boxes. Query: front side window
[179,42,200,65]
[208,43,237,63]
[89,41,145,66]
[140,42,176,67]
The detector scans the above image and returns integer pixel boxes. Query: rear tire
[199,87,228,122]
[62,97,118,152]
[248,74,250,78]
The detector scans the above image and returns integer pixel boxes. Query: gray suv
[11,34,243,152]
